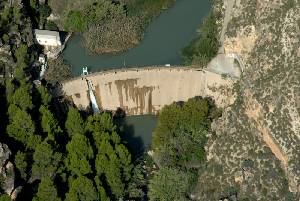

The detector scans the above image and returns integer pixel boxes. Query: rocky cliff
[193,0,300,200]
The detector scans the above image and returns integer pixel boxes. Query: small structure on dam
[61,67,237,116]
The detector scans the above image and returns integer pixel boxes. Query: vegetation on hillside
[182,8,221,67]
[149,97,222,200]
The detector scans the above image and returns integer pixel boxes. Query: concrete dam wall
[62,67,236,115]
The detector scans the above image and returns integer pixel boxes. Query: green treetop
[6,108,41,149]
[65,107,85,136]
[33,177,61,201]
[65,176,98,201]
[32,140,62,179]
[65,134,94,176]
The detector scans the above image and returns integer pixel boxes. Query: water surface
[62,0,211,75]
[115,115,157,157]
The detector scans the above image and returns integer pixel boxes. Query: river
[61,0,211,155]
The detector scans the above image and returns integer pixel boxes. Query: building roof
[34,29,60,40]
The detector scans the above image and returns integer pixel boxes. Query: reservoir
[62,0,211,75]
[62,0,211,155]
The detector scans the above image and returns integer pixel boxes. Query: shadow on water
[114,115,157,158]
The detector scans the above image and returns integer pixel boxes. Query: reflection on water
[114,115,157,157]
[62,0,211,75]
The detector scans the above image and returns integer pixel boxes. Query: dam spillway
[61,67,236,115]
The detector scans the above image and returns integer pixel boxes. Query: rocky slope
[193,0,300,200]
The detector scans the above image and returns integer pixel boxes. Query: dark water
[115,115,157,157]
[62,0,211,75]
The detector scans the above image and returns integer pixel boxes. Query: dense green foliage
[182,11,220,67]
[1,70,137,200]
[149,97,221,200]
[152,97,220,168]
[149,167,192,201]
[0,30,135,200]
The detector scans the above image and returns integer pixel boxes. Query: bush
[148,167,192,201]
[44,58,72,84]
[182,11,220,67]
[83,16,143,54]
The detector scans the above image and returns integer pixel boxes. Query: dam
[61,66,236,116]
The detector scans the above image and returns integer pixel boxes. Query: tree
[95,148,125,199]
[39,5,52,24]
[94,176,110,201]
[88,113,132,199]
[14,151,28,180]
[8,86,33,110]
[182,11,219,67]
[0,194,11,201]
[37,86,52,106]
[86,113,116,134]
[65,107,85,136]
[65,176,98,201]
[64,11,87,32]
[94,134,132,198]
[151,98,214,167]
[30,0,38,10]
[6,108,41,149]
[40,105,62,139]
[14,44,29,69]
[148,167,191,201]
[151,103,182,149]
[65,134,94,176]
[33,177,61,201]
[32,141,62,179]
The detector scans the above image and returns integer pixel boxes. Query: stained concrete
[61,67,236,115]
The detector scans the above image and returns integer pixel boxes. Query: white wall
[36,36,61,46]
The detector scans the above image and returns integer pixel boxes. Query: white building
[34,29,62,58]
[34,29,61,46]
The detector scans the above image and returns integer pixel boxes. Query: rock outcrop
[0,143,15,196]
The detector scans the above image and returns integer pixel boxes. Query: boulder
[0,143,15,196]
[11,186,23,200]
[0,161,15,195]
[0,143,11,167]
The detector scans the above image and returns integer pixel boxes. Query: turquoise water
[62,0,211,75]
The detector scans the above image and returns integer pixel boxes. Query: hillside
[193,0,300,200]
